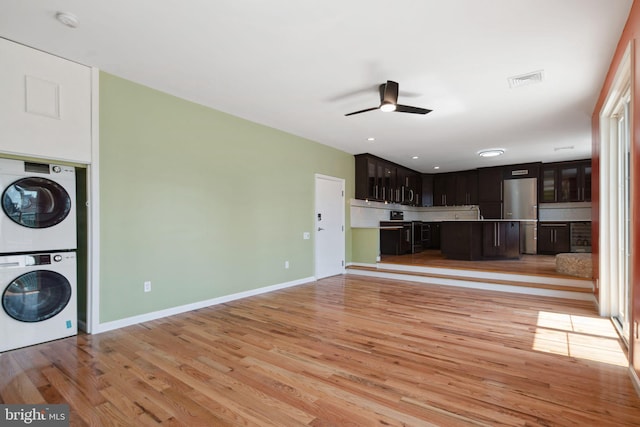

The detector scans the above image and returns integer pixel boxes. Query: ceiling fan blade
[382,80,399,105]
[395,104,432,115]
[344,107,379,116]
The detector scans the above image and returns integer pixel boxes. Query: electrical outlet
[303,232,310,240]
[144,281,151,292]
[285,261,289,269]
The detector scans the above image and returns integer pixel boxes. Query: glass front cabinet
[540,160,591,203]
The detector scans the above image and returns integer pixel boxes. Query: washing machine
[0,158,76,254]
[0,251,77,352]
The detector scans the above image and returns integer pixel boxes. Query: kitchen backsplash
[539,202,592,221]
[351,199,480,228]
[351,199,592,227]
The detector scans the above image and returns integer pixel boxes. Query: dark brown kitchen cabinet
[540,160,591,203]
[397,167,422,205]
[434,171,478,206]
[421,174,434,207]
[482,221,520,259]
[441,221,519,260]
[433,173,457,206]
[441,222,484,260]
[355,154,394,203]
[379,223,411,255]
[421,222,441,249]
[478,166,504,219]
[355,154,421,205]
[538,222,571,254]
[455,170,478,205]
[355,154,380,201]
[502,162,540,180]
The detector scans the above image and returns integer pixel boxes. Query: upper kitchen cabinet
[355,154,384,201]
[477,166,503,219]
[0,39,92,163]
[540,160,591,203]
[354,154,421,205]
[455,170,478,205]
[502,162,541,180]
[398,167,422,205]
[433,173,456,206]
[421,174,434,207]
[432,170,478,207]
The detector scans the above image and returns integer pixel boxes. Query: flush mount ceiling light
[56,11,79,28]
[478,149,505,158]
[367,137,375,141]
[412,156,419,159]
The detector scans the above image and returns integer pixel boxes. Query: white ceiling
[0,0,633,173]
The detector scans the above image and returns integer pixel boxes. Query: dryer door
[2,270,72,322]
[1,177,72,229]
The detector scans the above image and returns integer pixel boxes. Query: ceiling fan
[344,80,432,116]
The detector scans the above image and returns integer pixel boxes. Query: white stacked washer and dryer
[0,158,77,352]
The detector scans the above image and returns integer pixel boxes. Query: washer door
[2,270,72,322]
[1,177,72,228]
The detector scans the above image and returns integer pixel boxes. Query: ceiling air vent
[508,70,544,88]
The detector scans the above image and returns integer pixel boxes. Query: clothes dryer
[0,251,77,352]
[0,158,76,253]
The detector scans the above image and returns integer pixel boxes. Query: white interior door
[315,174,345,279]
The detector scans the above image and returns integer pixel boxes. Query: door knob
[318,227,325,231]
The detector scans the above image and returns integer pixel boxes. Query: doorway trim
[598,42,632,331]
[314,174,346,279]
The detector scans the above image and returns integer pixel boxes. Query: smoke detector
[508,70,544,89]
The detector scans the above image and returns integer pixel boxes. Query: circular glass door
[2,177,72,228]
[2,271,72,322]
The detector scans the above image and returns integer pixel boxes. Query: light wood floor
[382,249,576,278]
[2,275,638,426]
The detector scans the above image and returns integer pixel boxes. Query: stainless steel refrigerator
[503,178,538,254]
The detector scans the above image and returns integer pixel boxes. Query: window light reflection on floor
[532,311,628,367]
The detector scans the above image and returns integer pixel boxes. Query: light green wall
[99,72,354,322]
[351,228,379,264]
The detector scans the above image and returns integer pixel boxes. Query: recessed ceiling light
[56,11,79,28]
[412,156,419,160]
[434,166,440,170]
[367,137,375,142]
[478,149,505,158]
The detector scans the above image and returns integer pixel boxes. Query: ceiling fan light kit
[380,102,396,112]
[345,80,432,116]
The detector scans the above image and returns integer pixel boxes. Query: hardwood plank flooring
[382,249,577,278]
[1,275,638,426]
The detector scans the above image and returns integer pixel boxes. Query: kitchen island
[440,220,520,260]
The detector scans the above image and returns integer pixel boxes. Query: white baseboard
[92,276,315,334]
[347,262,378,268]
